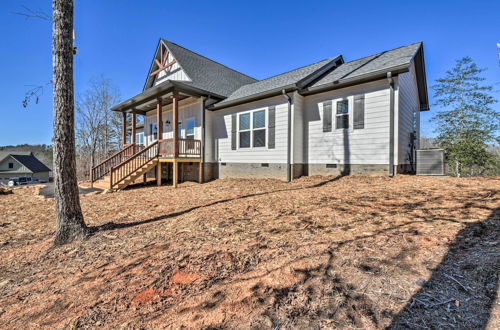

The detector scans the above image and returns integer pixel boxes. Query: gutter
[282,89,292,182]
[387,72,395,177]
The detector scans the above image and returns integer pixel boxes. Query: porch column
[156,98,163,186]
[121,112,127,146]
[172,91,179,157]
[131,109,137,144]
[156,98,163,141]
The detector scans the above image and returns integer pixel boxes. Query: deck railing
[90,144,143,185]
[159,138,201,157]
[109,141,158,189]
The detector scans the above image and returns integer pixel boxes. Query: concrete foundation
[214,162,288,181]
[305,164,390,176]
[203,162,392,181]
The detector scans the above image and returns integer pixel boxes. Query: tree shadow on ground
[90,175,345,232]
[388,208,499,329]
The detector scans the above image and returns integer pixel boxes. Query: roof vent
[416,149,445,176]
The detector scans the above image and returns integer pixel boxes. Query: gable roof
[10,154,51,173]
[215,56,343,107]
[144,39,257,98]
[0,151,31,163]
[211,42,428,110]
[308,42,422,88]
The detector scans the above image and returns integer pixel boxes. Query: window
[336,100,349,129]
[136,132,144,145]
[185,119,195,139]
[8,163,14,169]
[252,110,266,147]
[238,110,266,149]
[239,113,251,148]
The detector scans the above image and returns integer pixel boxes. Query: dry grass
[0,175,498,329]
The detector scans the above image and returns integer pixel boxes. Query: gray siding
[397,62,420,165]
[210,96,289,164]
[304,80,391,165]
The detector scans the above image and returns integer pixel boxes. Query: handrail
[90,144,145,185]
[110,141,159,189]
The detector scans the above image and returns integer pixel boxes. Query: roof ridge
[242,56,335,86]
[342,41,422,65]
[161,39,258,82]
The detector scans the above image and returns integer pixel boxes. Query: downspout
[387,72,395,177]
[282,90,292,182]
[201,96,207,182]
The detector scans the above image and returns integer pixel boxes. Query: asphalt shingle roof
[310,42,422,88]
[161,39,257,97]
[214,42,422,107]
[10,154,51,173]
[216,57,336,106]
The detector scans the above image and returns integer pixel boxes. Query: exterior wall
[210,95,290,164]
[397,61,420,170]
[292,92,305,165]
[144,97,203,145]
[0,156,28,172]
[304,79,391,167]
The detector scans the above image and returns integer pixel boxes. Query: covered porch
[90,81,221,190]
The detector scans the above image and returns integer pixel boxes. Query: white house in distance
[0,152,51,183]
[91,39,428,190]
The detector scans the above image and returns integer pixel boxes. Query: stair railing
[90,144,141,186]
[109,141,158,189]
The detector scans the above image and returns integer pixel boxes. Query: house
[0,152,51,183]
[91,40,428,190]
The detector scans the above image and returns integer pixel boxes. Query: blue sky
[1,0,499,145]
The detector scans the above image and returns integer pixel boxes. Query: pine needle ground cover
[0,175,498,329]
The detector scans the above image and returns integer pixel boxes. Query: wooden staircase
[90,142,158,191]
[108,141,159,191]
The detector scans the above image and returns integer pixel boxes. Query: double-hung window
[238,109,266,148]
[336,100,349,129]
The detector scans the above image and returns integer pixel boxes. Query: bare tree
[52,0,87,244]
[75,76,121,179]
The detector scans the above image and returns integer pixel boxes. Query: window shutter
[353,94,365,129]
[231,114,237,150]
[268,106,276,149]
[323,101,332,132]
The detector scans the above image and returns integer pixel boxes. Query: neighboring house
[94,39,428,190]
[0,152,51,183]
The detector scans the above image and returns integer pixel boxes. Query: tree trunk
[52,0,87,245]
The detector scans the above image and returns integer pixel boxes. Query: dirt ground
[0,175,498,329]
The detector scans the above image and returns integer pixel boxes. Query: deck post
[156,98,163,186]
[198,162,202,183]
[157,162,162,186]
[173,160,178,188]
[121,112,127,146]
[173,91,179,157]
[131,109,137,145]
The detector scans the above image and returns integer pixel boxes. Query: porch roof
[111,80,224,114]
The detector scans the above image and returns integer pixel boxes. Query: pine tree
[432,57,499,177]
[52,0,88,244]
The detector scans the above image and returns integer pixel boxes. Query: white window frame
[335,99,349,130]
[237,108,267,149]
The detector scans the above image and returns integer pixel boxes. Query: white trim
[237,108,268,150]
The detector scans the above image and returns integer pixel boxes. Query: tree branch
[12,5,51,21]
